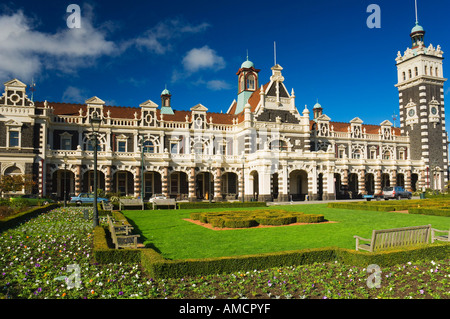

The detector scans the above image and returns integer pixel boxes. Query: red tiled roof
[37,100,401,135]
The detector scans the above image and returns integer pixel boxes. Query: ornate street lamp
[139,137,145,201]
[63,156,68,208]
[90,114,102,228]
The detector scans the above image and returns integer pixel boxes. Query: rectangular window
[9,131,19,147]
[171,143,178,154]
[118,141,126,152]
[370,150,377,159]
[62,137,72,150]
[338,149,345,159]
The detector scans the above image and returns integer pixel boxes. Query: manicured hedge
[0,203,59,231]
[190,209,325,228]
[408,207,450,217]
[140,243,450,279]
[328,199,450,213]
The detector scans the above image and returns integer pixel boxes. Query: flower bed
[1,207,449,299]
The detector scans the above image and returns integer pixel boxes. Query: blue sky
[1,0,449,125]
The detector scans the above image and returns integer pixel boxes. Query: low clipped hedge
[140,243,450,279]
[328,199,450,213]
[190,209,324,228]
[408,207,450,217]
[0,203,59,231]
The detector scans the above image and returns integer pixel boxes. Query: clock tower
[395,16,448,190]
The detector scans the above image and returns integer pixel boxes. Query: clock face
[431,107,438,115]
[408,109,415,117]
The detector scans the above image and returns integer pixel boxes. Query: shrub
[0,206,14,219]
[190,209,324,228]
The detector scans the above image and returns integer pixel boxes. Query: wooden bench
[432,228,449,243]
[152,198,177,210]
[119,198,144,210]
[107,215,140,249]
[102,201,114,212]
[354,225,432,252]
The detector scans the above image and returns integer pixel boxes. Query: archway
[348,173,358,198]
[143,171,162,199]
[381,173,390,189]
[52,170,75,199]
[249,170,259,201]
[411,173,419,192]
[221,172,238,200]
[169,171,188,200]
[397,173,405,188]
[365,173,375,195]
[82,170,105,195]
[289,170,308,201]
[112,171,134,196]
[195,172,213,200]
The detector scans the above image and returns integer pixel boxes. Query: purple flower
[119,291,123,295]
[419,289,424,294]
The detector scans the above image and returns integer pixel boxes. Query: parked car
[70,193,109,205]
[10,194,54,206]
[148,194,167,203]
[382,186,412,200]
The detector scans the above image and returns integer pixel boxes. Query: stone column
[214,167,222,202]
[359,169,366,195]
[405,170,412,191]
[188,167,196,202]
[135,166,141,198]
[162,167,169,197]
[239,168,245,202]
[392,170,397,187]
[105,166,112,193]
[375,169,382,194]
[75,165,82,195]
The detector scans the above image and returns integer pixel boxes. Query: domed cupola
[235,53,260,114]
[410,21,425,49]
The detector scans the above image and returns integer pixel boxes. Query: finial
[246,49,249,61]
[274,41,277,65]
[415,0,419,24]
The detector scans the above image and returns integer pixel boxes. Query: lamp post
[241,152,245,203]
[63,156,68,208]
[90,115,102,228]
[140,137,145,201]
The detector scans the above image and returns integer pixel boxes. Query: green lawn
[122,203,450,260]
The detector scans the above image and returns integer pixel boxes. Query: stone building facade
[0,21,447,201]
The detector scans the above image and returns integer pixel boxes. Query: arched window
[352,149,362,159]
[383,150,391,160]
[246,74,255,91]
[240,75,245,92]
[402,72,406,81]
[415,67,418,76]
[424,66,427,75]
[143,140,155,153]
[408,69,412,78]
[194,143,204,155]
[436,67,439,77]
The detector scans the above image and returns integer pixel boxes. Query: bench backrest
[153,198,176,205]
[120,199,143,204]
[372,225,431,251]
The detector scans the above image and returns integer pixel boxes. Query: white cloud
[62,86,88,103]
[182,46,225,73]
[0,6,117,82]
[133,19,210,54]
[207,80,231,91]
